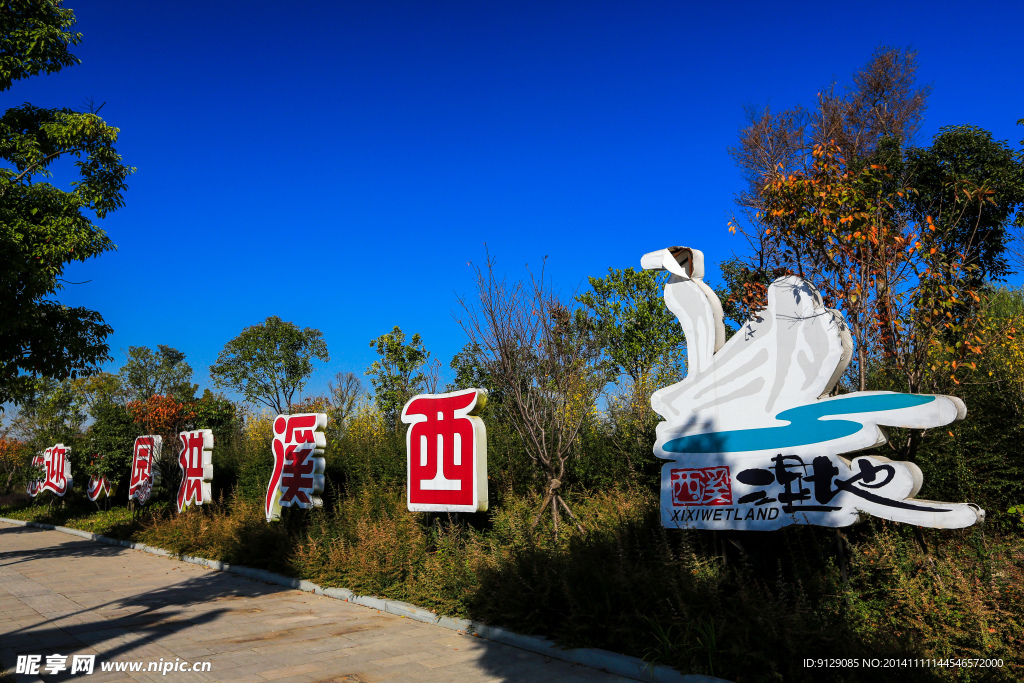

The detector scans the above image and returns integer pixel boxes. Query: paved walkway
[0,522,635,683]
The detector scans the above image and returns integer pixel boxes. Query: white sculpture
[643,246,983,530]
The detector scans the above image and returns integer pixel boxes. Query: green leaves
[366,326,431,427]
[119,345,197,403]
[904,125,1024,283]
[81,401,137,486]
[209,316,330,415]
[1,105,134,217]
[8,376,87,455]
[0,3,134,406]
[0,0,81,92]
[577,267,684,387]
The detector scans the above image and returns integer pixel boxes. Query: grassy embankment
[3,482,1022,683]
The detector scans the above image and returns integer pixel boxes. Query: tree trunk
[531,490,554,530]
[551,496,560,538]
[859,343,867,392]
[530,475,585,537]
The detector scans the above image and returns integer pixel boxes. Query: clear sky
[9,0,1024,402]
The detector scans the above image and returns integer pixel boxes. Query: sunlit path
[0,522,635,683]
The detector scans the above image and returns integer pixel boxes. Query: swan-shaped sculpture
[642,246,983,530]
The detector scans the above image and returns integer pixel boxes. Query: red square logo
[670,466,732,506]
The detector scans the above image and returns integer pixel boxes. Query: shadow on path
[1,524,644,682]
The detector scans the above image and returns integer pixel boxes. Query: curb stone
[0,516,731,683]
[351,594,388,612]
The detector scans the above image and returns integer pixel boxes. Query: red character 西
[402,389,488,512]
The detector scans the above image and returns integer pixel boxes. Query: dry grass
[135,496,294,574]
[4,484,1022,682]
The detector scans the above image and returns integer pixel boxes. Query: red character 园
[129,436,163,505]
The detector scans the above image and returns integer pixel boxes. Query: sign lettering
[265,413,326,522]
[129,436,163,505]
[402,388,488,512]
[642,246,983,530]
[27,444,72,497]
[86,453,115,502]
[177,429,214,511]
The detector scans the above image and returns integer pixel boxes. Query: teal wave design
[663,394,936,454]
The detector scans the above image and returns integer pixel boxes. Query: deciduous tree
[760,141,1014,459]
[0,0,81,88]
[326,370,363,438]
[577,267,684,391]
[457,256,605,536]
[447,342,505,419]
[119,345,196,403]
[726,47,930,306]
[126,395,193,442]
[209,316,329,415]
[727,47,1024,406]
[904,124,1024,283]
[0,433,27,494]
[8,377,86,487]
[82,400,137,498]
[72,372,124,411]
[0,0,134,405]
[366,326,436,427]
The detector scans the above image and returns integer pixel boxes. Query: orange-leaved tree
[127,395,196,438]
[0,434,28,495]
[760,142,1009,458]
[127,395,197,496]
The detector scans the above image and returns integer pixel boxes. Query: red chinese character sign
[26,453,44,497]
[87,474,114,502]
[402,389,488,513]
[27,445,72,497]
[670,467,732,506]
[177,429,214,511]
[129,436,163,505]
[642,246,983,531]
[86,454,116,502]
[265,413,327,522]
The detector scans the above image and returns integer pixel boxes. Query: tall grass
[21,482,1006,683]
[5,396,1023,683]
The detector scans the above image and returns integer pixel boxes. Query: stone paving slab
[0,522,634,682]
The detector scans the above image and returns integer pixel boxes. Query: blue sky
[9,0,1024,403]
